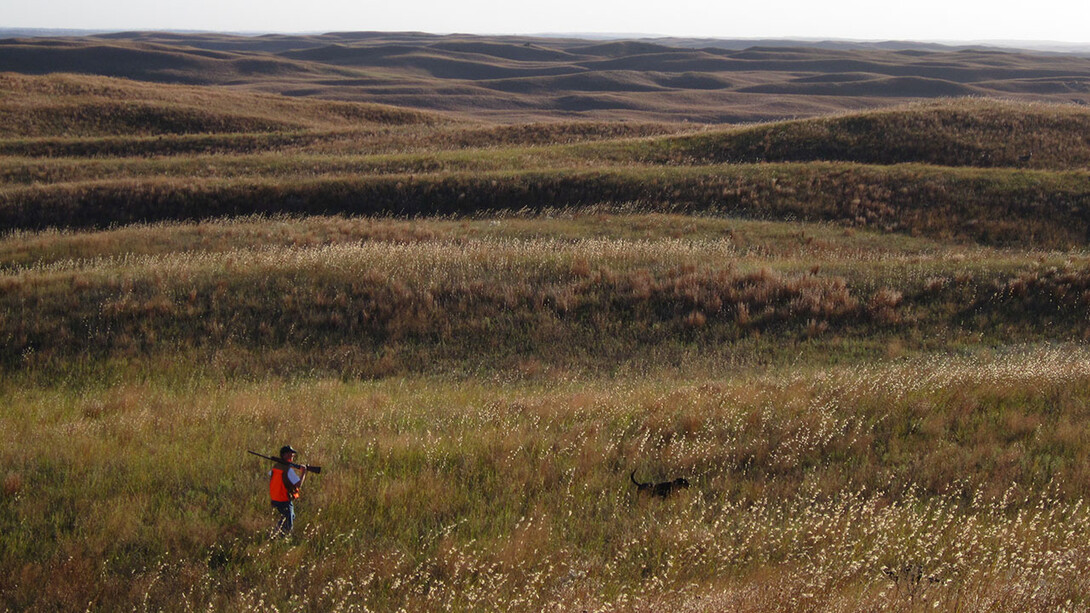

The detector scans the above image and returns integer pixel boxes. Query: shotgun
[248,450,323,474]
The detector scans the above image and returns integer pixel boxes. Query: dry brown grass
[6,348,1090,610]
[4,85,1090,252]
[5,49,1090,610]
[2,214,1089,378]
[0,72,444,137]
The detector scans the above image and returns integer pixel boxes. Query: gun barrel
[248,450,322,474]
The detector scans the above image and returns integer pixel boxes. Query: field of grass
[4,67,1090,610]
[3,213,1090,379]
[3,76,1089,248]
[8,348,1090,610]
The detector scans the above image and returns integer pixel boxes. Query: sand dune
[427,41,577,62]
[791,73,886,84]
[568,41,679,57]
[742,76,982,97]
[552,94,647,112]
[480,71,664,94]
[282,44,424,64]
[0,72,444,137]
[0,41,216,78]
[0,40,330,86]
[3,32,1090,122]
[976,77,1090,95]
[283,45,583,80]
[577,50,740,73]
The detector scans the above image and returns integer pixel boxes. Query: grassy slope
[593,98,1090,169]
[4,161,1090,247]
[6,350,1090,610]
[6,72,1090,610]
[2,213,1089,380]
[4,99,1088,178]
[3,76,1090,375]
[0,72,445,138]
[2,79,1090,249]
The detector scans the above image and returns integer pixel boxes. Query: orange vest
[269,466,297,502]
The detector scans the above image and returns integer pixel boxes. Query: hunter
[269,445,307,535]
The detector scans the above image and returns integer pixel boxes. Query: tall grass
[3,220,1089,377]
[6,85,1090,251]
[5,348,1090,610]
[3,163,1090,248]
[7,72,1090,610]
[594,98,1090,170]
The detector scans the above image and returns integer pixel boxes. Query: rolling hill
[2,32,1090,122]
[1,74,1088,251]
[7,32,1090,613]
[0,72,443,137]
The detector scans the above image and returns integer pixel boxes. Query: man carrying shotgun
[268,445,307,536]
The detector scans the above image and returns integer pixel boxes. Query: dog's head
[673,478,690,489]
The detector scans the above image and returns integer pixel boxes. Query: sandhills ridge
[3,31,1090,122]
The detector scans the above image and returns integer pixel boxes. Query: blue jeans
[272,500,294,534]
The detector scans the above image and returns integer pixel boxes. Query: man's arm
[283,467,297,496]
[284,465,306,496]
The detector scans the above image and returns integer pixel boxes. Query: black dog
[630,471,690,498]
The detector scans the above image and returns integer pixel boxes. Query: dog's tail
[630,470,642,486]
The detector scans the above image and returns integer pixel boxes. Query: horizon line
[2,27,1090,49]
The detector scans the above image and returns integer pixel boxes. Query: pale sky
[4,0,1090,44]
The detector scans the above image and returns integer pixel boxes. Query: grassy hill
[2,74,1090,377]
[2,79,1088,247]
[614,98,1090,168]
[4,32,1090,122]
[0,72,443,137]
[5,59,1090,611]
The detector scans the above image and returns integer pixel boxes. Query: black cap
[280,445,297,456]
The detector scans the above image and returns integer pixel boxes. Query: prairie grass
[6,98,1086,186]
[0,72,444,138]
[0,121,689,159]
[4,162,1090,249]
[6,82,1090,250]
[586,98,1090,170]
[6,72,1090,610]
[3,214,1089,377]
[5,347,1090,610]
[0,212,972,268]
